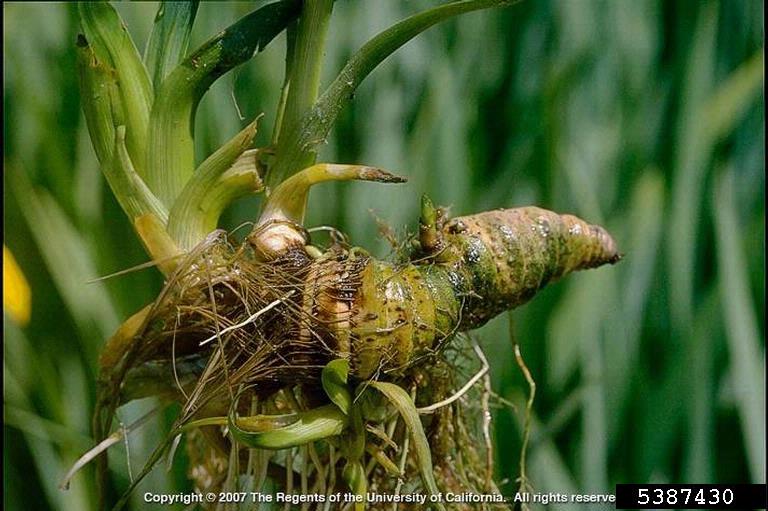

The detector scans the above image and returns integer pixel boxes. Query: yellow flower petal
[3,245,31,325]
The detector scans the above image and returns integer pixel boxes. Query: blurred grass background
[3,1,764,510]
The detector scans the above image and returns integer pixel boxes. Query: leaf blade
[321,358,353,415]
[370,381,445,510]
[713,168,766,482]
[144,1,200,90]
[228,404,348,450]
[78,1,152,178]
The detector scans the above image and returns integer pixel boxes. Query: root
[416,339,489,414]
[198,290,296,347]
[510,313,536,508]
[60,406,161,490]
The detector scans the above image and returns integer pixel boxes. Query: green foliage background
[3,1,764,510]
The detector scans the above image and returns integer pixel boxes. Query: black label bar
[616,484,767,509]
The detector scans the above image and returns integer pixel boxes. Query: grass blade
[683,289,720,482]
[605,170,665,441]
[704,49,764,142]
[4,323,95,511]
[667,3,717,337]
[144,1,199,90]
[713,168,766,483]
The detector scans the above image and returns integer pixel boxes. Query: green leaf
[144,1,199,90]
[704,49,764,142]
[228,404,348,450]
[267,0,519,187]
[713,168,765,482]
[78,2,152,178]
[605,169,665,442]
[369,381,445,511]
[77,36,168,241]
[167,119,262,249]
[321,358,352,415]
[146,0,301,207]
[76,36,119,168]
[110,125,169,223]
[667,2,717,336]
[342,460,367,511]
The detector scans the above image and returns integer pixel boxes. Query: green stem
[272,22,298,145]
[268,0,335,190]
